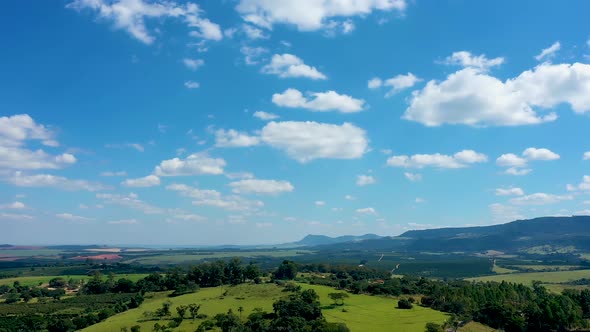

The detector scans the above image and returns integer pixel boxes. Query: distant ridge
[313,216,590,253]
[293,234,382,246]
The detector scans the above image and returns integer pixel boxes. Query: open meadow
[83,283,449,332]
[0,274,149,287]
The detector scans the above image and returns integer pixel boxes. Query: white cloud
[505,167,532,176]
[167,183,263,211]
[0,147,77,170]
[386,150,487,169]
[0,213,33,220]
[535,41,561,61]
[215,129,260,147]
[315,200,326,206]
[236,0,406,32]
[567,175,590,192]
[256,222,272,228]
[97,192,163,214]
[171,213,206,222]
[356,207,376,215]
[242,23,268,39]
[100,171,127,177]
[404,62,590,127]
[253,111,279,121]
[0,201,25,209]
[184,81,200,89]
[344,195,355,200]
[404,172,422,182]
[260,121,368,162]
[229,179,294,195]
[442,51,504,72]
[584,152,590,160]
[495,187,524,196]
[0,114,56,146]
[522,147,560,161]
[356,175,375,186]
[105,143,144,152]
[56,213,93,222]
[154,153,225,176]
[415,197,425,203]
[7,171,106,191]
[510,193,573,205]
[225,172,254,180]
[489,203,524,223]
[272,88,365,113]
[496,148,559,175]
[108,219,138,225]
[67,0,222,44]
[262,54,326,80]
[122,174,161,187]
[368,77,382,89]
[496,153,528,168]
[183,58,204,70]
[241,46,268,65]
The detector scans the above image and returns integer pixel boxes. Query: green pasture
[83,283,448,332]
[0,274,149,287]
[467,269,590,284]
[124,250,312,265]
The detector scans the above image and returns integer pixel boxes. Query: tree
[424,322,444,332]
[274,260,298,280]
[244,263,261,280]
[189,303,202,320]
[176,305,187,319]
[155,301,172,317]
[130,325,141,332]
[328,292,349,306]
[398,297,414,309]
[238,306,244,319]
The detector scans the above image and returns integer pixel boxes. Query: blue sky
[1,0,590,245]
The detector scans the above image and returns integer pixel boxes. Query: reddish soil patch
[70,254,122,261]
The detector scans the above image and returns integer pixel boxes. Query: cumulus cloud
[67,0,222,44]
[272,88,365,113]
[105,143,144,152]
[242,23,268,39]
[183,58,204,70]
[369,73,422,96]
[262,54,326,80]
[236,0,406,32]
[315,200,326,206]
[566,175,590,192]
[108,219,138,225]
[154,153,225,176]
[535,41,560,61]
[215,129,260,147]
[496,147,559,175]
[442,51,504,72]
[356,175,375,186]
[229,179,294,195]
[356,207,376,215]
[260,121,368,162]
[122,174,161,187]
[584,152,590,160]
[7,171,107,191]
[253,111,279,120]
[167,183,263,211]
[56,213,93,222]
[404,172,422,182]
[495,187,524,196]
[510,193,572,205]
[184,81,200,89]
[241,46,268,65]
[386,150,487,169]
[97,192,163,214]
[404,63,590,127]
[0,201,25,209]
[100,171,127,177]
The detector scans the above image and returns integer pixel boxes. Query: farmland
[466,269,590,284]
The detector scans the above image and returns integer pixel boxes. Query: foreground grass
[83,283,448,332]
[0,274,149,287]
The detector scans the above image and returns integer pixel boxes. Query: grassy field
[466,269,590,284]
[491,264,517,274]
[0,274,149,287]
[124,250,312,265]
[0,249,64,257]
[83,283,448,332]
[508,265,582,271]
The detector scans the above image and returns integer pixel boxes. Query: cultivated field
[467,269,590,284]
[123,250,312,265]
[0,274,149,287]
[83,283,449,332]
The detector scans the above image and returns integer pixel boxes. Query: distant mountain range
[307,216,590,254]
[292,234,382,246]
